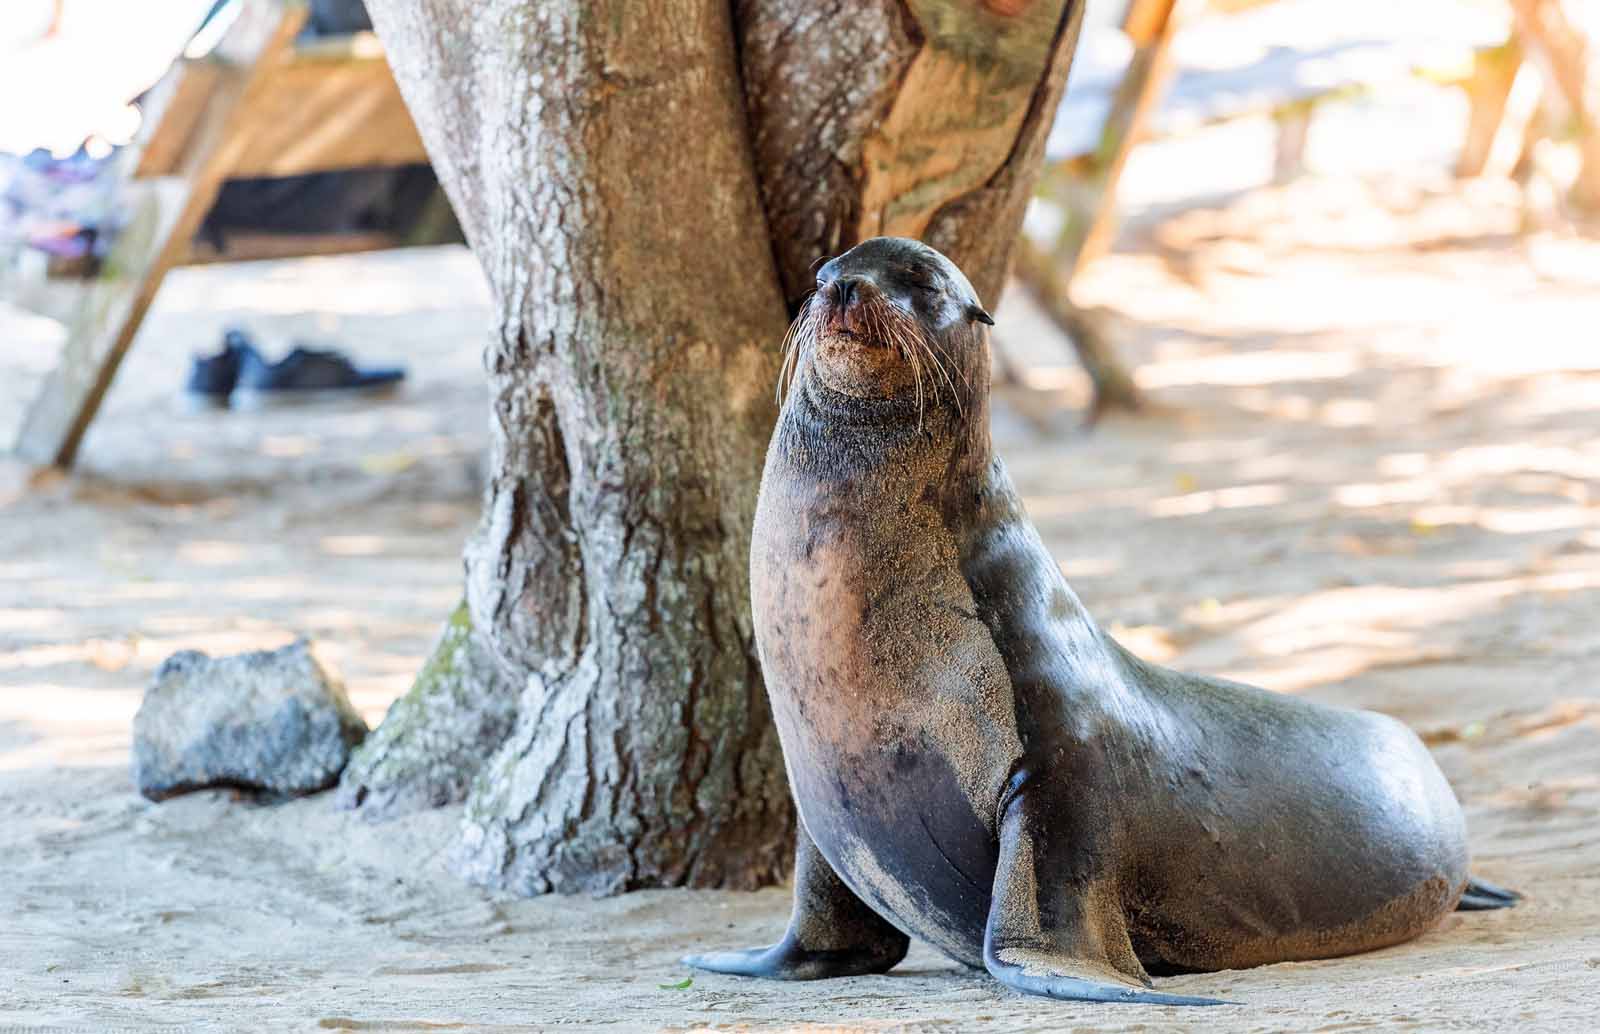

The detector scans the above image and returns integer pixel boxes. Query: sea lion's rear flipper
[682,823,908,981]
[984,773,1231,1007]
[1457,876,1520,911]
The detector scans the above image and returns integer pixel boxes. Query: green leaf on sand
[658,976,693,990]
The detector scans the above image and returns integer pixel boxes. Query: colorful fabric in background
[0,0,207,277]
[0,146,122,273]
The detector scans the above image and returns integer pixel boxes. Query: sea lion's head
[781,237,993,427]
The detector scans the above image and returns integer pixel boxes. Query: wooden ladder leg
[11,177,198,467]
[8,0,305,469]
[1059,0,1192,280]
[1271,102,1314,184]
[1456,39,1526,178]
[1511,88,1549,182]
[1012,234,1145,422]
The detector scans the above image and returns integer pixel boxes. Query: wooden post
[1512,94,1549,182]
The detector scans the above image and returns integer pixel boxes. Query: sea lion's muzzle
[822,276,891,348]
[785,237,983,412]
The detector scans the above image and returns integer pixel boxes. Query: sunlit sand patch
[1135,349,1358,390]
[1148,482,1287,518]
[176,540,249,567]
[1106,622,1179,664]
[260,436,319,460]
[320,535,389,557]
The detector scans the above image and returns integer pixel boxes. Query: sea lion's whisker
[909,340,930,429]
[776,301,817,406]
[883,307,927,429]
[776,326,796,404]
[920,335,964,420]
[891,309,943,429]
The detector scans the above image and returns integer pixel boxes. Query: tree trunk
[739,0,1086,308]
[355,0,1086,896]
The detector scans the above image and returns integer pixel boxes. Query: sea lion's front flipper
[984,775,1231,1007]
[683,822,908,981]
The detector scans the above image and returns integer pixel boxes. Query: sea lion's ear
[969,304,995,326]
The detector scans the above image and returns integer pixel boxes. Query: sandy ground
[4,168,1600,1032]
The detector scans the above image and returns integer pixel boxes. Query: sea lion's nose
[832,275,863,309]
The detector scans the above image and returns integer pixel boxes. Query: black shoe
[183,329,259,408]
[231,344,406,409]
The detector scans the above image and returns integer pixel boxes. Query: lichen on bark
[336,600,518,819]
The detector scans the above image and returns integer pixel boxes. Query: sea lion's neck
[775,374,995,504]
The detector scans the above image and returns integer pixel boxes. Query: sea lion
[684,237,1515,1005]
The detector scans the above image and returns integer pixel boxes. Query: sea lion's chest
[750,467,1021,965]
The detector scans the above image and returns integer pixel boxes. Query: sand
[3,172,1599,1032]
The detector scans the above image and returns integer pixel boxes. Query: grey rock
[133,640,368,801]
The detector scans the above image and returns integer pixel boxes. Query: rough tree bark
[345,0,1086,896]
[741,0,1085,308]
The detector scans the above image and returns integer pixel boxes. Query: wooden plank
[225,55,429,177]
[134,60,225,178]
[184,230,403,264]
[138,27,425,178]
[1121,0,1176,48]
[1271,103,1313,183]
[11,1,308,469]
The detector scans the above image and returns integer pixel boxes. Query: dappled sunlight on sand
[1136,348,1357,389]
[1,248,492,773]
[1148,481,1287,517]
[319,535,391,557]
[0,684,142,725]
[174,540,250,567]
[999,174,1600,772]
